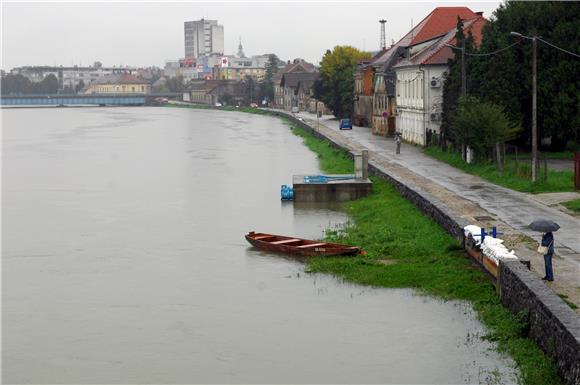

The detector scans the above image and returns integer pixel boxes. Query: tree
[242,76,257,105]
[165,75,185,92]
[452,97,521,162]
[35,74,59,94]
[0,74,32,95]
[257,54,280,104]
[313,46,371,118]
[75,80,85,93]
[0,73,58,95]
[470,1,580,151]
[441,17,475,149]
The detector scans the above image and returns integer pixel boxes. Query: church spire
[237,36,246,58]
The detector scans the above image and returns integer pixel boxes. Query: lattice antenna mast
[379,19,387,50]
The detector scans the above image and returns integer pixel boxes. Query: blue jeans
[544,254,554,280]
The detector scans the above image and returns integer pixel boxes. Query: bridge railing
[0,92,181,99]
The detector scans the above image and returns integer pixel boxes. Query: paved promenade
[289,110,580,309]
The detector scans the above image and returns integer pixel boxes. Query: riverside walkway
[287,110,580,310]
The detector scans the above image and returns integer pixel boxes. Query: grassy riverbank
[166,102,270,115]
[291,126,562,385]
[424,146,573,193]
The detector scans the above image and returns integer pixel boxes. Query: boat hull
[245,232,360,257]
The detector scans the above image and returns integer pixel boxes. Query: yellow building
[213,67,266,81]
[86,74,151,94]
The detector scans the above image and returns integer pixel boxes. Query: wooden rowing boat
[245,231,361,257]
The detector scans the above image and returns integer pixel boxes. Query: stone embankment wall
[275,111,580,385]
[499,261,580,385]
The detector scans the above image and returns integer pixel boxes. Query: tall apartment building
[184,19,224,59]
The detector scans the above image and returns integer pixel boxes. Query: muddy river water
[2,107,518,383]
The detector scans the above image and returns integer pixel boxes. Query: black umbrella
[529,219,560,232]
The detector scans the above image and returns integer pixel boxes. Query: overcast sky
[1,1,501,70]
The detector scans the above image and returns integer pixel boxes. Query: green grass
[562,199,580,213]
[424,147,574,193]
[291,125,562,385]
[506,151,575,160]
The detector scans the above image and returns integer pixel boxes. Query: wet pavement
[290,110,580,310]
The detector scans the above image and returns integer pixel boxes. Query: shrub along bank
[291,125,562,385]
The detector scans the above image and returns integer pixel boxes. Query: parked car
[339,118,352,130]
[152,97,168,106]
[291,106,299,113]
[215,102,223,107]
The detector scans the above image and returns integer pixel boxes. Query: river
[2,106,518,383]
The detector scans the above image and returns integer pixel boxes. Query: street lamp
[445,42,466,97]
[511,31,539,182]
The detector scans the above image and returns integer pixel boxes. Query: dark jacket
[541,232,554,255]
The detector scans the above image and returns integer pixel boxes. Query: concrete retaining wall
[499,261,580,385]
[273,110,580,385]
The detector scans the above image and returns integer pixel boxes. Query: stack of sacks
[463,225,518,264]
[464,225,483,246]
[480,236,518,264]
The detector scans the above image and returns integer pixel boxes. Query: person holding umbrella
[529,219,560,282]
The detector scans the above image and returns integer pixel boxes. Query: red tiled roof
[393,16,487,68]
[399,7,479,47]
[272,60,316,84]
[423,16,486,65]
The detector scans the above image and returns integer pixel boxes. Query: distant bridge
[0,93,181,107]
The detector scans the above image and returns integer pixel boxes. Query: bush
[451,97,521,162]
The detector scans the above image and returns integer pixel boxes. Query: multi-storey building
[10,64,135,91]
[85,74,151,94]
[280,72,319,112]
[213,54,272,81]
[184,19,224,59]
[393,8,485,145]
[272,59,316,108]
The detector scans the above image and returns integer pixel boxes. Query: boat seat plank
[270,238,301,245]
[253,235,273,240]
[296,242,328,248]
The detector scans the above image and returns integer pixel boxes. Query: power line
[537,37,580,58]
[465,39,524,57]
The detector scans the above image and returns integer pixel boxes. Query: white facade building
[392,13,486,145]
[10,65,135,90]
[184,19,224,59]
[395,65,446,145]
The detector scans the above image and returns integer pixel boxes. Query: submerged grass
[424,146,573,193]
[290,124,562,385]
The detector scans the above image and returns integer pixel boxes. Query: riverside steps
[268,109,580,385]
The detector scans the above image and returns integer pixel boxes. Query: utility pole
[461,40,466,97]
[531,36,538,182]
[511,31,538,182]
